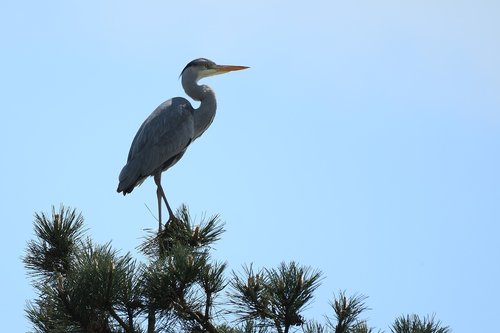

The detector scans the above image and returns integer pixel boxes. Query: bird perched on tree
[117,58,248,230]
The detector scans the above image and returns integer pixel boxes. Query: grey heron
[117,58,248,230]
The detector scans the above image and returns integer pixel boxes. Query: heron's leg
[153,173,175,226]
[158,184,175,220]
[156,185,163,232]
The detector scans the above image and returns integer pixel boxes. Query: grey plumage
[117,58,248,230]
[117,97,194,194]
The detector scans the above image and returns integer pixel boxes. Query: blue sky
[1,1,499,331]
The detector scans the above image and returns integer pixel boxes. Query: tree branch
[109,307,133,333]
[147,307,156,333]
[205,291,212,322]
[175,293,218,333]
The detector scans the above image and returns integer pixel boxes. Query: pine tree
[23,205,450,333]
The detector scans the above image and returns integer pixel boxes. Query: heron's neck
[182,77,217,139]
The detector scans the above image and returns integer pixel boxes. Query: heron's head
[180,58,249,81]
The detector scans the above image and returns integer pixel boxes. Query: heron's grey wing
[118,97,194,193]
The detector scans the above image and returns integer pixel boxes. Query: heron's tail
[117,160,143,195]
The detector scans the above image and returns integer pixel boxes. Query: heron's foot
[166,214,180,225]
[160,215,180,233]
[157,215,179,233]
[157,215,182,248]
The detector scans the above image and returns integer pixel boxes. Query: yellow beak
[214,64,250,73]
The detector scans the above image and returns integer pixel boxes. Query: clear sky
[1,1,499,331]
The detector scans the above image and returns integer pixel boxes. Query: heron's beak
[214,64,250,74]
[199,64,249,79]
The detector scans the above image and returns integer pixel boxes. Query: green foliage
[139,206,226,333]
[229,262,322,333]
[218,321,273,333]
[24,205,224,333]
[347,321,381,333]
[303,321,327,333]
[139,205,224,259]
[391,314,450,333]
[326,291,372,333]
[58,240,140,331]
[24,205,451,333]
[24,205,85,278]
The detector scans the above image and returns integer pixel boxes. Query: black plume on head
[181,58,215,76]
